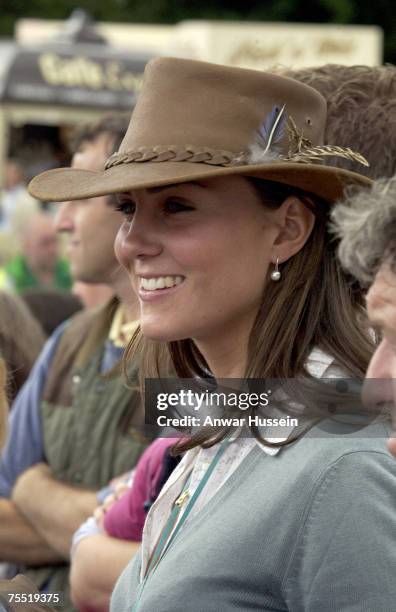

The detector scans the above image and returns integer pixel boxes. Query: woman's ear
[272,196,315,262]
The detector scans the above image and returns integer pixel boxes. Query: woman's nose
[115,212,163,264]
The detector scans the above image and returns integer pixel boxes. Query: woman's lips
[138,276,185,301]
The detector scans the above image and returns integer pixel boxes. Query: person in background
[332,175,396,458]
[0,358,56,611]
[294,64,396,457]
[0,115,150,612]
[0,358,6,447]
[0,291,45,401]
[70,437,180,612]
[289,64,396,179]
[21,288,83,337]
[72,280,114,308]
[0,159,27,231]
[0,211,72,292]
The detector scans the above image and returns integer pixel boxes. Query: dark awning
[0,10,152,110]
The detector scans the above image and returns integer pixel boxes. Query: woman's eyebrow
[107,193,127,207]
[111,181,205,205]
[147,181,204,194]
[114,192,132,200]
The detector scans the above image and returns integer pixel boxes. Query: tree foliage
[0,0,394,63]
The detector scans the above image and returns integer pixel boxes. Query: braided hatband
[105,145,245,170]
[104,141,368,171]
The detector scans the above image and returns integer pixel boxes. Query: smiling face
[114,176,281,353]
[363,264,396,426]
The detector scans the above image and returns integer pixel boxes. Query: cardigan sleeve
[284,450,396,612]
[110,546,142,612]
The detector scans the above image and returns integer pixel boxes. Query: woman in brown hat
[30,58,396,611]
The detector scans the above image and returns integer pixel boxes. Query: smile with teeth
[140,276,184,291]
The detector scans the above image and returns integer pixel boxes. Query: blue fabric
[0,326,124,499]
[0,323,67,497]
[0,316,129,592]
[100,340,124,374]
[71,516,102,557]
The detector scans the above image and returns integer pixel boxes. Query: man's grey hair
[331,176,396,284]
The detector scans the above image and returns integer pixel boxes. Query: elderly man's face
[363,263,396,455]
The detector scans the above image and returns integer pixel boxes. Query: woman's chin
[140,319,190,343]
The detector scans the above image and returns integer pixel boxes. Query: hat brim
[28,160,372,204]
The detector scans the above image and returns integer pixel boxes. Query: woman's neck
[194,325,250,380]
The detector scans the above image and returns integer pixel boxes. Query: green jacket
[0,255,71,292]
[23,300,151,612]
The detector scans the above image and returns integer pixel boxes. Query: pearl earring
[270,258,281,282]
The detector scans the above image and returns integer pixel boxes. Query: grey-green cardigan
[111,420,396,611]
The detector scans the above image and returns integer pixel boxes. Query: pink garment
[103,438,179,541]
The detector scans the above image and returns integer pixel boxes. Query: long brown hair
[0,291,46,401]
[125,178,374,450]
[0,358,8,448]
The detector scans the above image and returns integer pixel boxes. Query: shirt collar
[253,347,340,456]
[108,304,139,348]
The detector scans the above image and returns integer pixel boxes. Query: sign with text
[2,46,150,109]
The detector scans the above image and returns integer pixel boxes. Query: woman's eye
[164,199,194,214]
[115,201,135,218]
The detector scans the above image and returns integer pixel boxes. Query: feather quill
[256,103,286,154]
[245,103,287,164]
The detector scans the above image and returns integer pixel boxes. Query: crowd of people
[0,57,394,612]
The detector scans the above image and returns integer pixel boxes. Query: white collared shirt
[140,348,344,578]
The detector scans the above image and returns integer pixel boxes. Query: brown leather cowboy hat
[29,57,371,204]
